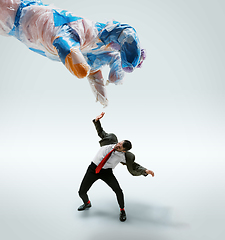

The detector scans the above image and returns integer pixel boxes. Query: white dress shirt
[92,144,126,169]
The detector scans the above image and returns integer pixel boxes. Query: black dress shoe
[119,210,126,222]
[78,202,92,211]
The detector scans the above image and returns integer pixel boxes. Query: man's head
[114,140,132,152]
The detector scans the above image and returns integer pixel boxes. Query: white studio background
[0,0,225,239]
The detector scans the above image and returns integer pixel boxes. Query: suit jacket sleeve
[125,152,148,177]
[92,119,108,139]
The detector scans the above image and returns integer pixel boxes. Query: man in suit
[78,112,154,222]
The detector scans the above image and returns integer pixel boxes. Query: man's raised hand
[95,112,105,122]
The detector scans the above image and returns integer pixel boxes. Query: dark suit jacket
[93,119,148,177]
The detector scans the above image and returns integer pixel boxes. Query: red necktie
[95,148,115,173]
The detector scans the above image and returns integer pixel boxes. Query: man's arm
[92,112,108,139]
[125,152,154,177]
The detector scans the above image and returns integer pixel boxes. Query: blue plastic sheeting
[29,47,47,57]
[53,10,83,27]
[84,51,114,71]
[9,0,44,38]
[99,21,131,44]
[98,22,141,70]
[53,24,81,64]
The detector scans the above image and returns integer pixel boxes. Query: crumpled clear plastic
[0,0,146,107]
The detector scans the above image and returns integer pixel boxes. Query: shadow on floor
[76,200,189,228]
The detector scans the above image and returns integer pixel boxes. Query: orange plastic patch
[89,69,101,76]
[65,53,89,78]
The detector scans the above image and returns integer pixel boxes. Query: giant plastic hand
[0,0,146,107]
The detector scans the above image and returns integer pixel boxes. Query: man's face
[114,141,125,152]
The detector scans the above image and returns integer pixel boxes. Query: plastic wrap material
[0,0,146,106]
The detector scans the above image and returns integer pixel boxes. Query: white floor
[0,114,224,240]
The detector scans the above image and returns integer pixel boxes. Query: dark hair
[122,140,132,151]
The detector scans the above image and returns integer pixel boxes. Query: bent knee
[114,187,123,194]
[78,189,84,197]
